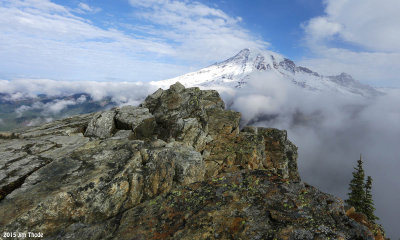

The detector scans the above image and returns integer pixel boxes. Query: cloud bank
[222,72,400,238]
[0,78,156,104]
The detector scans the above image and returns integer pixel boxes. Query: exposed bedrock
[0,82,376,239]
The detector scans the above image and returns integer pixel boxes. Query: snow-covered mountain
[0,48,382,131]
[153,48,380,97]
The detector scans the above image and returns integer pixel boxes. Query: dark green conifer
[364,176,379,222]
[346,154,366,212]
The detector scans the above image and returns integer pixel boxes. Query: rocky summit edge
[0,82,381,239]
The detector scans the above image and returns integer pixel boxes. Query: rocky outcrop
[114,171,373,240]
[0,82,378,239]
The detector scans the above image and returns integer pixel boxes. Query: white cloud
[303,17,342,42]
[77,2,101,13]
[76,95,87,103]
[300,49,400,87]
[230,72,291,123]
[15,105,33,117]
[301,0,400,87]
[5,0,71,14]
[3,78,158,117]
[0,78,157,104]
[128,0,268,63]
[0,0,186,82]
[323,0,400,52]
[46,99,77,114]
[14,97,80,116]
[0,0,267,82]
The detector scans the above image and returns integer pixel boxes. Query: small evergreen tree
[346,155,380,223]
[364,176,379,222]
[346,154,366,212]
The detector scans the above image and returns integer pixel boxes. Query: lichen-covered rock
[113,171,374,240]
[346,207,387,240]
[0,82,381,240]
[114,106,156,139]
[243,126,300,181]
[84,111,116,138]
[141,82,224,142]
[0,137,204,237]
[142,82,225,121]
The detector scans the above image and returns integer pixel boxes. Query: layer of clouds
[300,0,400,87]
[0,0,267,82]
[0,78,156,104]
[15,99,82,116]
[1,78,158,124]
[223,72,400,238]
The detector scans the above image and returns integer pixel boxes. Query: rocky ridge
[0,83,379,239]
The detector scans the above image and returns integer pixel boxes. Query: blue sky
[0,0,399,87]
[201,0,325,59]
[52,0,325,59]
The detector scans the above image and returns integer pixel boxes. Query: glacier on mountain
[153,48,380,98]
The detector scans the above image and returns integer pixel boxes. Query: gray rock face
[141,82,225,126]
[84,111,116,138]
[242,126,299,180]
[0,82,378,240]
[114,106,156,139]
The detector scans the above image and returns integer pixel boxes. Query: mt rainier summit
[154,48,380,97]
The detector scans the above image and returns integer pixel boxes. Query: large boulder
[141,82,225,143]
[84,111,116,138]
[114,106,156,139]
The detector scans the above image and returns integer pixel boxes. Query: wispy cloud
[128,0,268,63]
[0,0,185,82]
[0,0,267,82]
[76,2,101,14]
[300,0,400,87]
[15,99,81,116]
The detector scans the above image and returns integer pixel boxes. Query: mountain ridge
[153,48,381,97]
